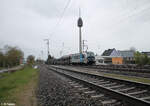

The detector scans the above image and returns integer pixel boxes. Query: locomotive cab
[84,52,95,64]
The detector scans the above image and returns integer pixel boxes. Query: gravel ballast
[37,65,100,106]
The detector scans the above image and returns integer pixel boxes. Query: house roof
[102,48,115,56]
[118,51,134,57]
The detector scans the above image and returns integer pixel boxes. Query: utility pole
[82,40,87,53]
[41,50,43,60]
[85,45,88,52]
[60,42,64,57]
[44,39,50,58]
[77,8,83,62]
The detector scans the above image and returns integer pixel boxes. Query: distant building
[101,48,122,64]
[118,50,135,64]
[19,58,26,65]
[101,49,135,65]
[112,57,123,64]
[142,52,150,58]
[101,48,120,57]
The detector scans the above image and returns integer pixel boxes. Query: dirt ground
[15,75,38,106]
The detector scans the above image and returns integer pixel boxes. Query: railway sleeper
[91,94,104,99]
[100,99,117,106]
[111,101,123,106]
[73,85,83,88]
[127,90,148,95]
[140,96,150,100]
[103,83,117,87]
[117,87,135,92]
[97,81,110,85]
[84,90,96,94]
[92,80,103,83]
[78,87,89,91]
[68,81,75,84]
[108,84,125,89]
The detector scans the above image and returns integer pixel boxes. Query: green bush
[134,51,150,65]
[148,58,150,65]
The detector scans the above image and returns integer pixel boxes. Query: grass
[79,70,150,84]
[0,66,39,105]
[0,67,3,70]
[89,71,150,84]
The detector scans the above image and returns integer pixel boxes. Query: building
[101,49,135,65]
[112,57,123,64]
[118,50,135,64]
[102,48,120,57]
[142,52,150,58]
[101,48,123,64]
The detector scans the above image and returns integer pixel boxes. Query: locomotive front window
[87,52,94,57]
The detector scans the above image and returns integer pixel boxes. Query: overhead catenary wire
[49,0,72,36]
[104,1,150,31]
[41,0,72,58]
[116,1,150,24]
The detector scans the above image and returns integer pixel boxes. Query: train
[53,51,95,65]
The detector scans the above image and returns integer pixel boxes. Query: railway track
[83,65,150,73]
[49,65,150,106]
[64,65,150,78]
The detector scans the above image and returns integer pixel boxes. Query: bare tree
[27,55,35,65]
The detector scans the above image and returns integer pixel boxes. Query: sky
[0,0,150,60]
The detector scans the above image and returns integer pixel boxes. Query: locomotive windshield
[87,52,95,57]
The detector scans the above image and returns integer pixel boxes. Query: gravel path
[37,65,100,106]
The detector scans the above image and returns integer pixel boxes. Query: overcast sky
[0,0,150,59]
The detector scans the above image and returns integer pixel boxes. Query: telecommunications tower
[77,9,83,54]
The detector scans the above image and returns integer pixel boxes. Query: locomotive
[53,51,95,65]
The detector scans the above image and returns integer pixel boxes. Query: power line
[49,0,72,36]
[117,2,150,24]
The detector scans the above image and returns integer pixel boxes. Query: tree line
[0,45,24,68]
[0,45,149,68]
[0,45,36,68]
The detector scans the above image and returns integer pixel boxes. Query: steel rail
[83,65,150,73]
[50,65,150,106]
[51,65,150,87]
